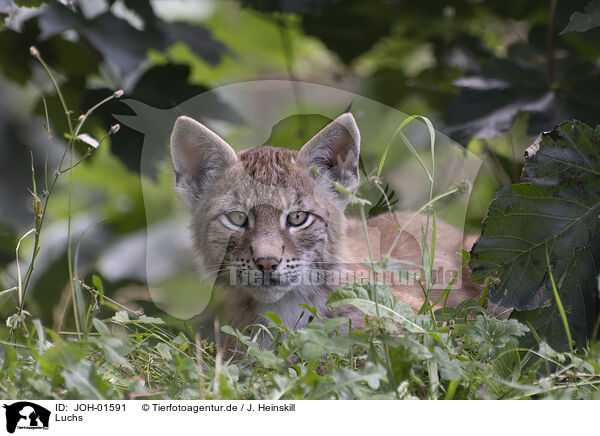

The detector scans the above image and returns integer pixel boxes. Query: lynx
[170,113,480,352]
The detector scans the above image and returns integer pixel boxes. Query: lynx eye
[287,211,310,227]
[226,211,248,227]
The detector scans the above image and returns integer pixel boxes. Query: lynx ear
[298,113,360,196]
[170,116,238,209]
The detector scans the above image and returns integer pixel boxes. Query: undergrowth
[1,47,600,401]
[2,286,600,400]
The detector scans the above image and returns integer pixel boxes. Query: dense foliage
[0,0,599,399]
[3,279,600,400]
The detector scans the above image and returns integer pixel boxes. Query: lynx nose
[254,257,280,272]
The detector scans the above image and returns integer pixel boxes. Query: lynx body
[170,114,480,348]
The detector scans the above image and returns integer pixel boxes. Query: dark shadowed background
[0,0,599,348]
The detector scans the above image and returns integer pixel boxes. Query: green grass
[2,47,600,401]
[2,288,600,400]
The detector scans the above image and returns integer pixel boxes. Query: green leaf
[432,347,462,381]
[221,325,285,371]
[27,377,53,396]
[112,311,129,323]
[300,0,401,63]
[263,312,285,328]
[290,318,363,360]
[446,58,600,144]
[368,183,399,218]
[37,4,225,75]
[299,303,319,318]
[263,114,331,150]
[1,343,17,371]
[38,339,82,382]
[61,360,111,399]
[561,0,600,34]
[327,282,434,334]
[92,275,105,305]
[470,120,600,349]
[32,319,46,355]
[179,357,199,381]
[309,365,387,399]
[156,343,172,360]
[510,307,578,351]
[92,318,111,336]
[136,315,165,324]
[14,0,49,7]
[384,335,433,380]
[111,311,165,325]
[467,315,529,358]
[90,337,133,372]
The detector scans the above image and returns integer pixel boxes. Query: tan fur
[337,212,480,328]
[169,114,482,356]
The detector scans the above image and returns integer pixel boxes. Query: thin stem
[67,127,81,339]
[79,280,141,316]
[544,244,574,354]
[372,181,402,229]
[57,133,111,175]
[15,229,36,308]
[213,318,222,398]
[42,98,50,194]
[385,185,460,258]
[359,206,380,320]
[358,206,398,397]
[10,47,122,340]
[547,0,558,85]
[377,115,435,180]
[58,148,93,174]
[33,51,73,136]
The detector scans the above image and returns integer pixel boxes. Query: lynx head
[170,113,360,304]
